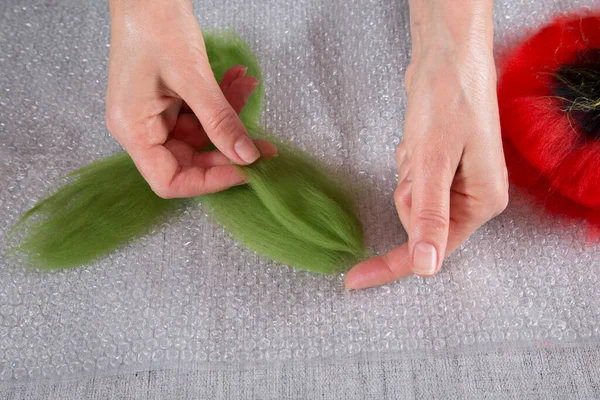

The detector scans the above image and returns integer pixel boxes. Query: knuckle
[493,189,510,217]
[460,196,490,223]
[148,177,176,199]
[105,103,127,134]
[413,208,448,234]
[152,185,174,200]
[486,180,510,217]
[404,63,417,90]
[393,184,411,209]
[206,107,237,139]
[393,186,404,206]
[395,142,408,164]
[417,145,453,174]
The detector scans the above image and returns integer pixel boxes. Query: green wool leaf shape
[10,31,368,274]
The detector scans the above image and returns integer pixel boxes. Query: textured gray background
[2,0,600,398]
[3,348,600,399]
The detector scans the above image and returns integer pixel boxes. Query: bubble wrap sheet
[1,0,600,386]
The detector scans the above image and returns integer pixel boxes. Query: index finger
[170,59,260,166]
[344,221,476,290]
[344,245,412,290]
[129,144,245,199]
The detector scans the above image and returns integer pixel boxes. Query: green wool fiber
[11,153,182,270]
[10,32,367,274]
[202,127,367,274]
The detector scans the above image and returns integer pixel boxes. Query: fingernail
[239,66,248,76]
[234,137,260,164]
[412,242,437,276]
[406,173,412,182]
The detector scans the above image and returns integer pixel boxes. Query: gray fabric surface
[3,347,600,399]
[2,0,600,397]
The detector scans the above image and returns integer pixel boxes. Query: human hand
[106,0,276,198]
[345,0,508,289]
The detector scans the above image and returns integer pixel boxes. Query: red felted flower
[498,11,600,239]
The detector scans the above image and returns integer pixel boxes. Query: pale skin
[345,0,509,288]
[106,0,277,199]
[106,0,509,289]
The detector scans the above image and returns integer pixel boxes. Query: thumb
[172,57,260,166]
[409,148,458,276]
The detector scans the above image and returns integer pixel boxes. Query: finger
[225,76,259,115]
[219,65,248,93]
[393,178,412,232]
[173,76,259,150]
[345,245,412,290]
[170,164,247,197]
[346,184,489,290]
[191,150,231,168]
[171,113,211,150]
[397,158,410,183]
[164,137,277,170]
[163,138,196,166]
[223,77,278,155]
[172,60,260,165]
[166,140,278,197]
[344,218,475,290]
[251,139,278,158]
[192,139,278,169]
[131,143,246,198]
[408,145,459,277]
[395,141,408,168]
[396,141,411,182]
[346,192,479,290]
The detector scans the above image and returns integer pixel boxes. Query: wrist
[408,0,494,62]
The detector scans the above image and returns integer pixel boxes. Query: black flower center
[553,48,600,140]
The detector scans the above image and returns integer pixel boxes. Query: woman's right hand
[106,0,276,198]
[344,0,508,289]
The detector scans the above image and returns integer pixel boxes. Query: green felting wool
[10,32,367,274]
[10,153,183,269]
[203,127,368,274]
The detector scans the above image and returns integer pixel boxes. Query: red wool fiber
[497,11,600,239]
